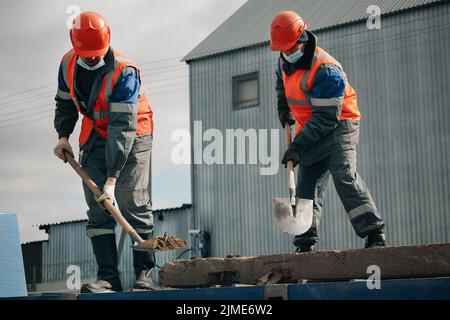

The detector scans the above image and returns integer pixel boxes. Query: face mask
[77,58,105,71]
[282,48,304,64]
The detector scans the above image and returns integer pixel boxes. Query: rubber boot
[132,233,160,290]
[80,233,122,293]
[364,229,387,248]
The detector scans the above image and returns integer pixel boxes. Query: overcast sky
[0,0,247,243]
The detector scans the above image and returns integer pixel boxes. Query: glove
[95,177,117,209]
[278,111,296,128]
[281,144,301,168]
[53,137,74,163]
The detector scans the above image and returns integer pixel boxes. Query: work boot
[293,230,318,253]
[80,233,122,293]
[295,245,315,253]
[364,230,387,248]
[134,268,161,290]
[80,280,118,294]
[132,232,159,290]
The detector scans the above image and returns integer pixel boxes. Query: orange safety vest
[60,49,153,147]
[281,47,360,137]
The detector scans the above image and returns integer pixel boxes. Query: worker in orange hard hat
[53,11,156,293]
[270,11,386,252]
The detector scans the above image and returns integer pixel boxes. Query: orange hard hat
[270,11,307,51]
[70,11,110,58]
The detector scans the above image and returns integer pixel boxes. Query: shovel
[63,150,187,252]
[273,124,314,235]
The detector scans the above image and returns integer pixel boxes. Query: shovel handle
[63,151,144,244]
[285,125,296,206]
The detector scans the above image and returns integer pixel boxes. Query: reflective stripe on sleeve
[94,109,110,119]
[286,98,310,105]
[56,88,72,100]
[110,102,136,113]
[86,228,115,238]
[310,96,344,106]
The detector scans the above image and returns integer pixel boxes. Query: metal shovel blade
[273,197,314,235]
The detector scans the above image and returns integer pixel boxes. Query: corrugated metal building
[184,0,450,255]
[23,204,191,292]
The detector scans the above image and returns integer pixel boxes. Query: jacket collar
[280,30,317,75]
[73,47,115,115]
[102,47,115,74]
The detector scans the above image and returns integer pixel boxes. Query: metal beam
[159,244,450,288]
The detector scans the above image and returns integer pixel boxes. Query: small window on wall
[232,72,259,110]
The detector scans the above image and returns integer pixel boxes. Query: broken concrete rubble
[134,235,187,252]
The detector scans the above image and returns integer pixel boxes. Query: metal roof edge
[183,0,446,62]
[184,41,269,63]
[21,239,49,245]
[36,203,192,229]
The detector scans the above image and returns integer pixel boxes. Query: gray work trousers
[294,148,385,245]
[80,134,154,238]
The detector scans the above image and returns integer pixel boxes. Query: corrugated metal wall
[188,2,450,256]
[39,206,190,290]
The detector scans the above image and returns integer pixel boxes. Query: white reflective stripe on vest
[110,102,136,113]
[103,70,116,100]
[300,53,340,93]
[310,96,344,106]
[286,98,310,105]
[56,88,71,100]
[61,50,75,87]
[315,53,334,61]
[301,71,310,93]
[94,109,110,119]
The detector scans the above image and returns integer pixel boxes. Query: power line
[0,65,187,109]
[0,108,53,122]
[0,114,52,130]
[1,52,272,109]
[0,83,55,101]
[137,56,183,66]
[145,86,188,96]
[0,56,184,103]
[0,90,55,109]
[0,74,186,110]
[0,55,293,118]
[0,103,51,118]
[0,77,189,117]
[141,73,189,84]
[0,74,188,111]
[140,64,187,73]
[145,80,187,91]
[0,86,189,129]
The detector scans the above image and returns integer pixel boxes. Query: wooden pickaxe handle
[285,124,296,207]
[63,150,144,244]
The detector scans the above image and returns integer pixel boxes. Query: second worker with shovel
[53,11,156,293]
[270,11,386,252]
